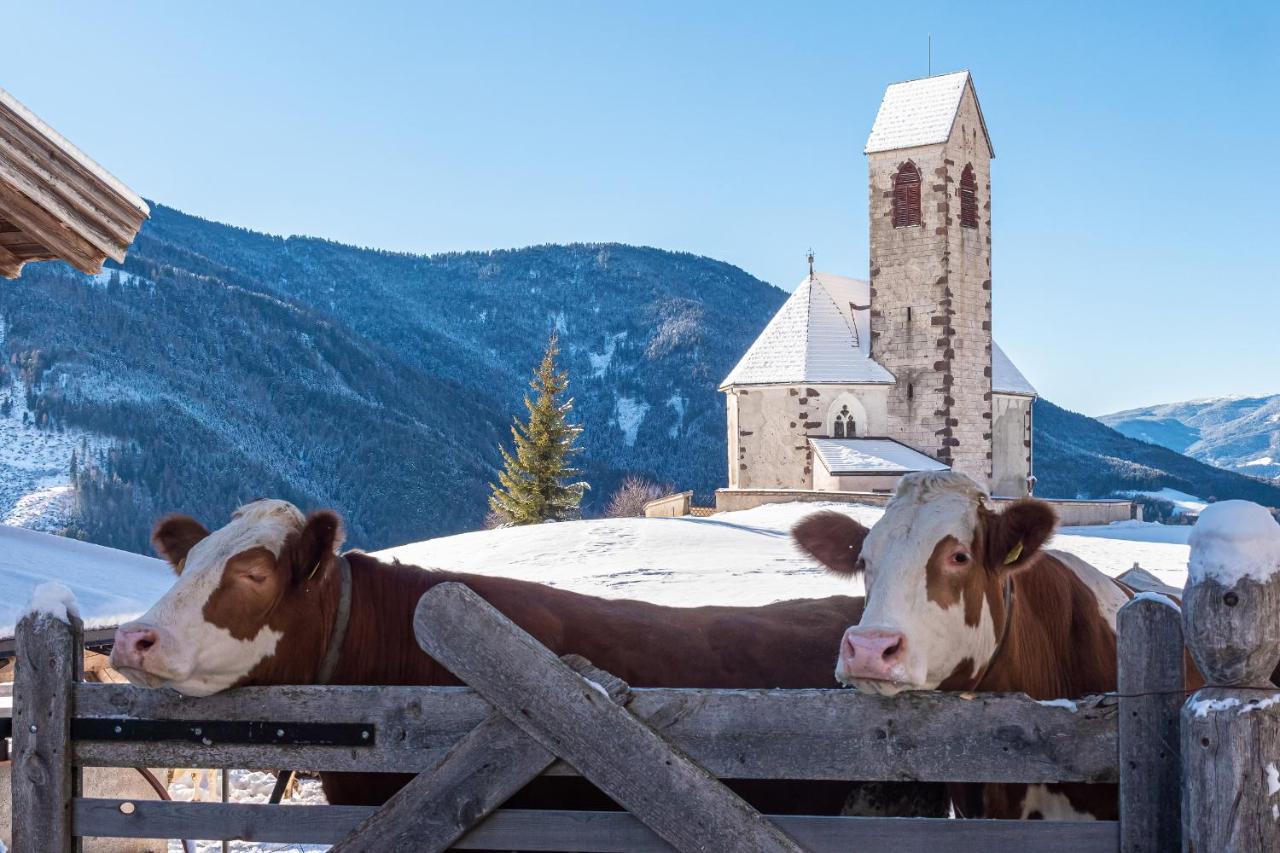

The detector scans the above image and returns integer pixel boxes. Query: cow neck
[314,553,352,684]
[970,575,1014,691]
[322,555,454,686]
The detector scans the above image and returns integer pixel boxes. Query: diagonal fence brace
[331,655,629,852]
[413,582,804,853]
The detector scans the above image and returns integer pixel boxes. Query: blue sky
[3,2,1276,415]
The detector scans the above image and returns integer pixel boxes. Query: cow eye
[951,552,971,566]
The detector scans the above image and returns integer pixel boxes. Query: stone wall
[991,393,1033,496]
[867,82,993,488]
[727,385,890,490]
[714,488,1133,526]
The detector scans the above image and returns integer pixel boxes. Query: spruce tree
[489,332,588,525]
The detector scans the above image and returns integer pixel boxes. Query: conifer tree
[489,332,588,525]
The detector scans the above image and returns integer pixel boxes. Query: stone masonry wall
[867,83,993,487]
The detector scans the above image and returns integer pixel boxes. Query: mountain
[1033,399,1280,511]
[1099,396,1280,481]
[2,204,1277,554]
[0,204,784,552]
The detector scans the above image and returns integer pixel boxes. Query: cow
[791,470,1204,821]
[111,498,944,815]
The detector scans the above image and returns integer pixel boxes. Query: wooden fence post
[1117,595,1184,853]
[12,607,83,853]
[1180,504,1280,853]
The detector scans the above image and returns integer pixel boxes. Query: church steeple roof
[864,70,993,157]
[719,272,895,389]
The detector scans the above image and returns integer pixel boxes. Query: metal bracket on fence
[72,718,375,747]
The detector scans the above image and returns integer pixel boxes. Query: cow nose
[838,627,908,683]
[111,625,160,670]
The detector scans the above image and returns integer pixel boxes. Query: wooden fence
[5,579,1279,852]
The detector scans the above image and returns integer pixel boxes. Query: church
[720,71,1037,499]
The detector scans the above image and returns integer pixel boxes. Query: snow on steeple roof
[865,70,993,157]
[720,272,895,389]
[993,341,1036,397]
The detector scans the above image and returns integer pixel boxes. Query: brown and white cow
[792,471,1201,821]
[112,499,944,815]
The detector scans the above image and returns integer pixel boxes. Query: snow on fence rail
[5,577,1278,852]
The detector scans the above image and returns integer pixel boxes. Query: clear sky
[3,1,1277,415]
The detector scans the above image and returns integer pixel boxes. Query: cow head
[110,499,345,696]
[792,471,1056,695]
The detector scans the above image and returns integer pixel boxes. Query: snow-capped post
[1180,501,1280,853]
[12,582,84,853]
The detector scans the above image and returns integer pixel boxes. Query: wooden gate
[7,582,1209,851]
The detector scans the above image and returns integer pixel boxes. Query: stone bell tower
[866,71,995,486]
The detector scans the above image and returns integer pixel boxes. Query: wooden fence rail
[2,582,1233,852]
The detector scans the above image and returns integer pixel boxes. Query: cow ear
[792,511,870,576]
[151,515,210,575]
[283,510,346,585]
[986,499,1057,573]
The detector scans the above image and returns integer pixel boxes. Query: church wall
[813,468,902,493]
[991,393,1032,496]
[727,385,890,490]
[867,83,994,489]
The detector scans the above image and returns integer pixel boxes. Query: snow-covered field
[1,500,1193,640]
[377,501,1193,605]
[0,524,169,638]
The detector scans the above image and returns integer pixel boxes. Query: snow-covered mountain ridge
[1101,395,1280,481]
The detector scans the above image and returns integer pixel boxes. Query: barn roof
[0,86,150,279]
[810,438,950,476]
[865,70,993,157]
[720,272,895,389]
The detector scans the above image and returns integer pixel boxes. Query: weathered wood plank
[330,656,630,853]
[73,801,1119,852]
[414,582,802,853]
[0,178,104,272]
[1117,596,1184,853]
[13,610,83,853]
[71,682,1118,782]
[1181,688,1280,852]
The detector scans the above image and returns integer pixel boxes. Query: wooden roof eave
[0,86,149,278]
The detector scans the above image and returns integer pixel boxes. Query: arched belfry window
[832,404,857,438]
[893,162,921,228]
[960,164,978,229]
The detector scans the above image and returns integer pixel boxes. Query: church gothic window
[832,405,856,438]
[960,164,978,229]
[893,162,921,228]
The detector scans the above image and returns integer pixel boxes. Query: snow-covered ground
[0,525,169,637]
[166,770,325,853]
[1120,487,1208,517]
[377,500,1194,605]
[1,500,1195,641]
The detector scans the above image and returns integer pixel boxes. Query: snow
[613,396,648,447]
[810,438,950,475]
[1244,456,1276,468]
[1268,763,1280,796]
[720,273,894,388]
[1131,591,1180,611]
[1188,500,1280,584]
[992,342,1037,397]
[0,319,110,532]
[0,524,171,638]
[378,500,1196,607]
[588,332,627,378]
[666,394,686,438]
[1190,696,1241,717]
[165,769,326,853]
[26,581,80,623]
[865,71,987,154]
[1120,488,1208,517]
[1036,698,1079,711]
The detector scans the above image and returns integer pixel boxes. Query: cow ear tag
[1003,541,1024,565]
